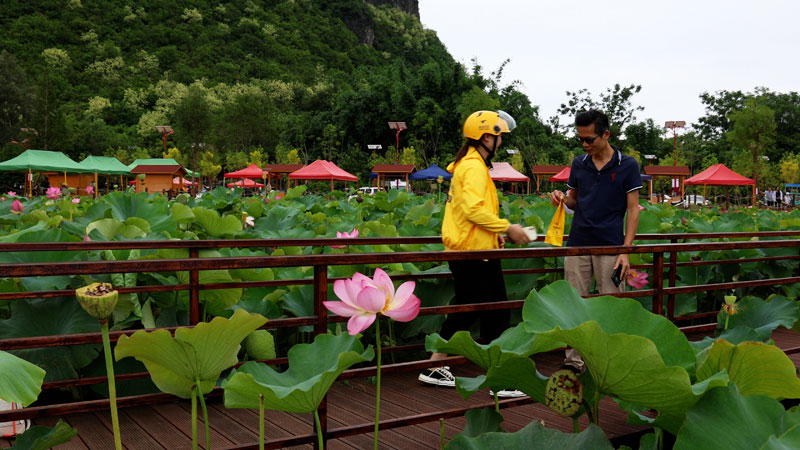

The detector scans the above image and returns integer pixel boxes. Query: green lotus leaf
[0,222,48,242]
[718,295,798,341]
[191,207,243,237]
[0,228,83,291]
[114,309,267,398]
[459,407,504,438]
[455,356,551,404]
[170,202,195,224]
[674,385,800,450]
[445,421,613,450]
[102,191,176,235]
[85,218,146,240]
[522,280,696,374]
[425,323,537,370]
[222,333,373,413]
[8,419,78,450]
[696,340,800,399]
[0,297,100,382]
[0,350,45,406]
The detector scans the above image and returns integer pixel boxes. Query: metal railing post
[189,247,200,325]
[668,238,678,320]
[313,264,328,449]
[653,252,665,316]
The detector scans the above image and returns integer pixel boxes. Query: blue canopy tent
[408,164,452,181]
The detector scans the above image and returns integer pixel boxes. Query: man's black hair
[575,110,610,135]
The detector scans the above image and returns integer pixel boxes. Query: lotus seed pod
[723,295,737,306]
[246,329,276,361]
[76,282,119,319]
[545,369,583,417]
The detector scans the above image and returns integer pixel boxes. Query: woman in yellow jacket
[419,110,530,390]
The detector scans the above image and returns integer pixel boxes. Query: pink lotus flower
[11,199,24,214]
[83,233,91,242]
[627,269,649,289]
[46,187,61,200]
[637,204,644,211]
[85,186,94,195]
[324,268,420,335]
[6,191,16,197]
[681,217,687,225]
[243,215,255,228]
[72,198,80,204]
[332,228,359,248]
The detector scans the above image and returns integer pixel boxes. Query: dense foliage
[2,1,800,194]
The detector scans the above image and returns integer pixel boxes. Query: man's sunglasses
[577,135,602,144]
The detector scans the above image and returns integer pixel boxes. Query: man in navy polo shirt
[550,110,642,371]
[550,110,642,295]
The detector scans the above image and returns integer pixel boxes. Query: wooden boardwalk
[4,328,800,450]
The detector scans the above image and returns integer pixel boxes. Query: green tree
[173,84,213,190]
[0,51,35,146]
[726,97,777,193]
[162,147,187,167]
[199,150,222,182]
[556,84,645,144]
[779,154,799,184]
[249,148,266,167]
[225,151,248,171]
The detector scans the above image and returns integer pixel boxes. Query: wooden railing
[1,231,799,448]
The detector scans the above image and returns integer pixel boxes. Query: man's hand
[506,224,531,245]
[549,190,564,207]
[614,254,630,281]
[498,233,506,248]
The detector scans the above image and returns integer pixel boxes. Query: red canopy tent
[224,164,267,179]
[549,166,570,182]
[684,164,755,207]
[226,179,265,188]
[288,160,357,191]
[488,162,530,194]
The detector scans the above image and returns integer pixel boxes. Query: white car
[358,186,380,195]
[672,195,709,207]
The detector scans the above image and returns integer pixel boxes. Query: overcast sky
[418,0,798,131]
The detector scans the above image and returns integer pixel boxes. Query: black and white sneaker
[489,389,526,398]
[418,366,455,387]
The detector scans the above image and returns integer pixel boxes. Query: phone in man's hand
[611,265,622,287]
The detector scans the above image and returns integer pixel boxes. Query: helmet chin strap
[480,135,500,164]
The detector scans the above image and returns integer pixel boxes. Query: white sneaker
[489,389,526,398]
[418,366,456,387]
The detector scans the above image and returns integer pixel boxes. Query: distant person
[776,187,783,209]
[549,110,642,371]
[419,110,530,394]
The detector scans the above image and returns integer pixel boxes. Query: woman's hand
[506,224,531,245]
[549,190,564,207]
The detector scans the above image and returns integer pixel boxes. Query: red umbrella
[226,179,264,188]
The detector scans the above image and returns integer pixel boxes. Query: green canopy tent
[0,149,88,197]
[78,156,131,197]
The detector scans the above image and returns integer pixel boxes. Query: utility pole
[387,122,407,165]
[664,121,685,166]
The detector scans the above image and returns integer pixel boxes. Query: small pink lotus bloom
[46,187,61,200]
[72,198,80,204]
[85,186,94,195]
[1,197,4,201]
[7,191,16,197]
[11,199,24,214]
[332,228,359,248]
[681,217,687,225]
[637,204,644,211]
[243,215,255,228]
[324,268,420,335]
[83,233,91,242]
[627,269,649,289]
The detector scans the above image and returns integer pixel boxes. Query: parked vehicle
[672,194,709,207]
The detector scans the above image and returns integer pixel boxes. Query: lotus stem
[197,381,211,449]
[100,320,122,450]
[582,399,595,424]
[373,318,382,450]
[493,392,500,413]
[656,427,663,450]
[573,417,579,433]
[259,394,265,450]
[439,418,445,449]
[314,408,324,450]
[387,319,396,364]
[191,388,198,450]
[593,391,600,424]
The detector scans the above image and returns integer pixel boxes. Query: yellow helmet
[462,110,516,140]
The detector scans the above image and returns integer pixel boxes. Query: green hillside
[0,0,551,183]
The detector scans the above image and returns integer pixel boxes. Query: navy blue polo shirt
[566,149,642,247]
